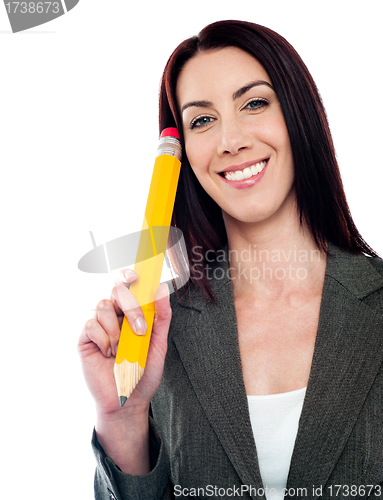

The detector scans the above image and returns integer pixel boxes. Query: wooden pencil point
[114,359,145,401]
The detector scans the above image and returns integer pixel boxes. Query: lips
[217,158,269,189]
[218,158,269,180]
[223,160,267,181]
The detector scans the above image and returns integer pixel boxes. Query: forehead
[176,47,271,102]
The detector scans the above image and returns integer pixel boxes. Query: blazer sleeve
[92,416,174,500]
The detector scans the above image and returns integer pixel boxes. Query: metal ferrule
[156,136,182,161]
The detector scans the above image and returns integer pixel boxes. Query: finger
[93,299,121,356]
[114,268,137,287]
[108,269,138,319]
[78,318,112,358]
[138,284,172,397]
[151,284,172,351]
[153,283,172,324]
[111,284,148,336]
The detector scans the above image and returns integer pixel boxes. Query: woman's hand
[78,270,172,474]
[78,269,172,420]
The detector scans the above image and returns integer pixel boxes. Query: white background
[1,1,382,498]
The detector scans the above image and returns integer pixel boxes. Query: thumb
[143,283,172,385]
[153,283,172,326]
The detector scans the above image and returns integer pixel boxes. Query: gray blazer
[92,244,383,500]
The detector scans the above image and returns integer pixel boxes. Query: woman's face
[176,47,296,228]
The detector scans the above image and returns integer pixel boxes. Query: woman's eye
[244,98,268,111]
[190,116,214,129]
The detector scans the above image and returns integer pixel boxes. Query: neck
[223,207,326,299]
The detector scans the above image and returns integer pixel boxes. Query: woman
[78,21,383,499]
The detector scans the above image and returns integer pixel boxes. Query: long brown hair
[160,20,378,302]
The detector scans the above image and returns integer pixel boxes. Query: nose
[217,118,252,156]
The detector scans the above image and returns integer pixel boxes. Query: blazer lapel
[287,245,383,496]
[172,264,265,498]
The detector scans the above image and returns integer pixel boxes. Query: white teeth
[224,160,267,181]
[243,167,252,179]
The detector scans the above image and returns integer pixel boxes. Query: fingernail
[107,347,112,357]
[125,269,137,280]
[114,343,119,357]
[135,317,147,335]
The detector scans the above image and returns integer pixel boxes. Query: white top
[247,387,306,500]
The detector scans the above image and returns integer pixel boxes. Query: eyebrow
[181,100,213,114]
[181,80,274,114]
[232,80,274,100]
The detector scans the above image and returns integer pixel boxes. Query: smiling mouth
[219,160,268,181]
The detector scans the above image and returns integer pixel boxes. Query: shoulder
[326,244,383,314]
[367,254,383,276]
[361,254,383,313]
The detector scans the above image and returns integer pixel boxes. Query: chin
[223,209,271,225]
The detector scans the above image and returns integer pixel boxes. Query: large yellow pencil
[114,128,182,406]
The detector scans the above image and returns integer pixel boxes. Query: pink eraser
[161,127,180,139]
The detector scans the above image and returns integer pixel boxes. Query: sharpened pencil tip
[119,396,127,407]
